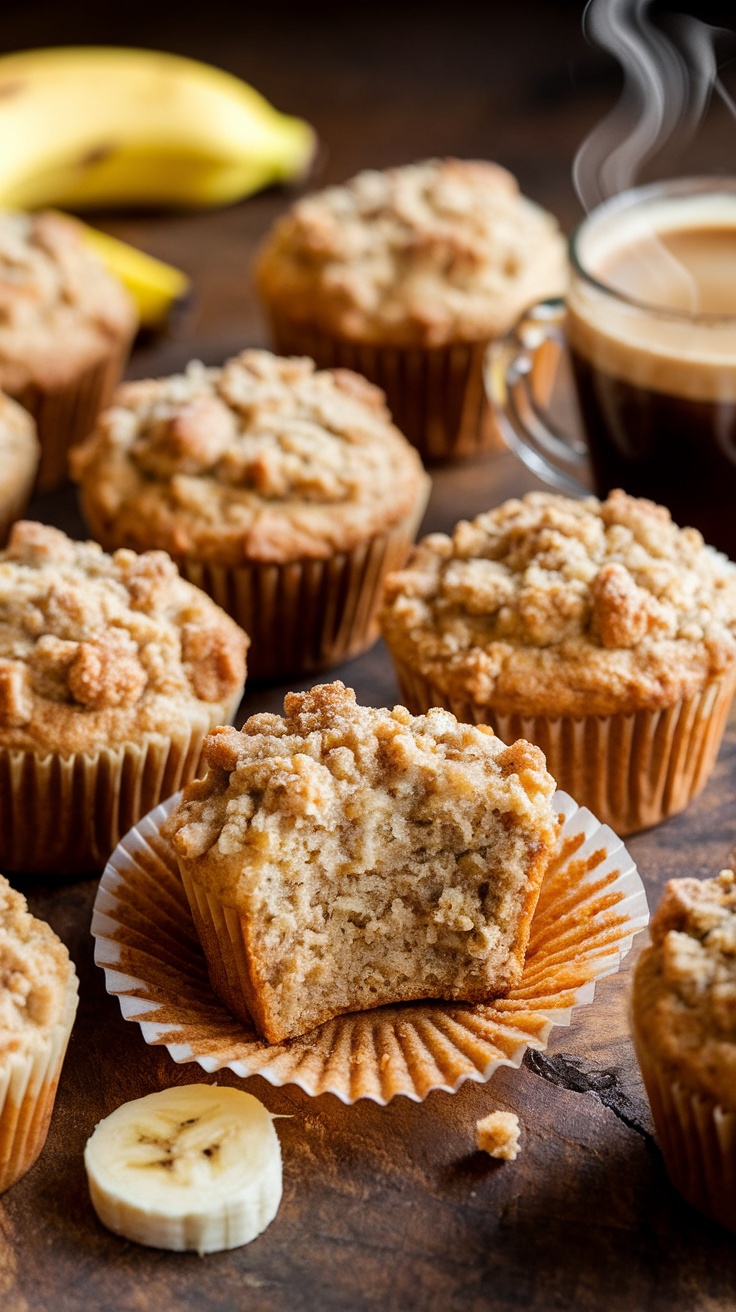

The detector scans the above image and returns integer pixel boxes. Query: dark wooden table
[3,3,736,1308]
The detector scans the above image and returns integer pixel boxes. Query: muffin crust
[256,159,567,348]
[72,350,429,566]
[0,521,248,755]
[381,490,736,717]
[632,871,736,1111]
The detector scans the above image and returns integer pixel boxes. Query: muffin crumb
[475,1111,521,1160]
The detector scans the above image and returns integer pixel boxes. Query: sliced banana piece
[84,1084,282,1254]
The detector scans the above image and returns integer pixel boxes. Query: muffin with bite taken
[163,681,559,1044]
[0,521,248,874]
[381,489,736,834]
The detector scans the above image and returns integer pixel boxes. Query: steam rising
[574,0,732,211]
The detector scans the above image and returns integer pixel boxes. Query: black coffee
[568,219,736,556]
[570,349,736,557]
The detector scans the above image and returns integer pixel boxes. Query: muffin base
[176,486,429,682]
[265,313,500,462]
[0,971,78,1193]
[11,335,134,494]
[392,661,736,835]
[0,712,235,876]
[633,1029,736,1232]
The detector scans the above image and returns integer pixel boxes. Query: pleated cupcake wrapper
[92,789,648,1105]
[175,487,429,682]
[265,313,502,462]
[632,1032,736,1232]
[0,971,78,1193]
[0,716,219,876]
[11,334,134,493]
[392,661,736,836]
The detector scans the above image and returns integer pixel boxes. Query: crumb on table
[475,1111,521,1161]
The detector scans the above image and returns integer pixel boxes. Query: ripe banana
[77,220,190,330]
[0,47,316,210]
[84,1084,283,1254]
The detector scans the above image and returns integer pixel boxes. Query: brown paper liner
[264,313,503,462]
[0,971,78,1193]
[175,487,429,682]
[10,334,134,493]
[391,661,736,836]
[92,790,648,1104]
[0,716,220,876]
[632,1029,736,1232]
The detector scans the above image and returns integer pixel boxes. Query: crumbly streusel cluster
[650,872,736,1033]
[0,873,71,1056]
[71,350,426,563]
[633,870,736,1111]
[167,680,556,872]
[0,521,247,741]
[381,490,736,715]
[0,211,130,335]
[256,159,567,346]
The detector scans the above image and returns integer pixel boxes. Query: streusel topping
[0,211,136,393]
[0,873,75,1058]
[71,350,428,565]
[633,871,736,1110]
[166,680,557,893]
[381,490,736,716]
[255,159,567,347]
[0,521,247,754]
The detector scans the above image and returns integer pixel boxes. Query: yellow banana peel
[75,220,190,330]
[0,46,317,210]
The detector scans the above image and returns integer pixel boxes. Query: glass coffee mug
[486,176,736,559]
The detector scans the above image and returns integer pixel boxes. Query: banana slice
[84,1084,282,1254]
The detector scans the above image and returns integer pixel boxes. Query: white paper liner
[93,791,648,1105]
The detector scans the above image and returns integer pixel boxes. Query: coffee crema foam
[568,192,736,403]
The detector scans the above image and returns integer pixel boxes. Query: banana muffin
[631,871,736,1231]
[0,210,137,492]
[164,680,559,1044]
[381,489,736,833]
[0,392,39,546]
[71,348,429,680]
[256,158,567,460]
[0,520,248,873]
[0,873,78,1192]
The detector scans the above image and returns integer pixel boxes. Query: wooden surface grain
[3,2,736,1308]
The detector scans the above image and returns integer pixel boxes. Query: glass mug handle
[485,297,591,496]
